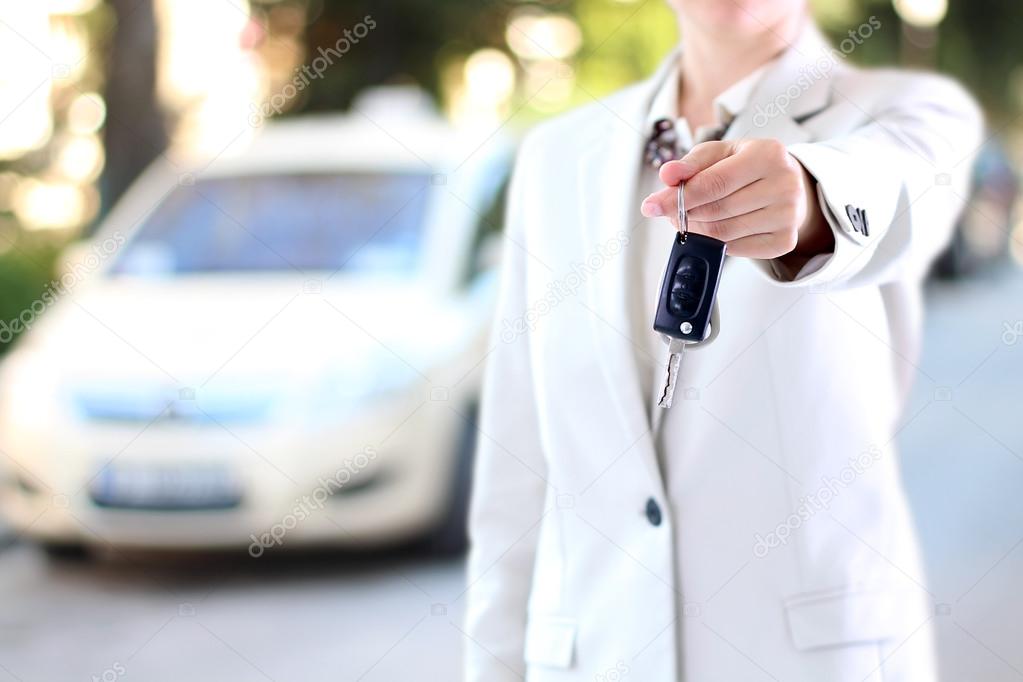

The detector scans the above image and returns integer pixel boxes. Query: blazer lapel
[575,57,675,485]
[725,24,834,144]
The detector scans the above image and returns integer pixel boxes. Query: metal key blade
[657,338,686,409]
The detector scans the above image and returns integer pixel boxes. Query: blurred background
[0,0,1020,680]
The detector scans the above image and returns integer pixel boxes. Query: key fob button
[668,255,707,318]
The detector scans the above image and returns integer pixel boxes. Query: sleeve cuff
[752,141,895,289]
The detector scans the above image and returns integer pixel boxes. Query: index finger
[657,140,734,186]
[682,151,764,209]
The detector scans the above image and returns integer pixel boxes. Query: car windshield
[109,172,431,275]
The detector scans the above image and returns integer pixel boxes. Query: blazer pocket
[784,587,902,651]
[524,615,577,669]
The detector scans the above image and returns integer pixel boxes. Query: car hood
[13,275,487,390]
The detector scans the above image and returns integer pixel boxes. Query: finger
[657,141,734,186]
[683,152,768,209]
[644,154,763,219]
[720,230,798,259]
[685,178,774,222]
[639,184,679,222]
[688,206,776,242]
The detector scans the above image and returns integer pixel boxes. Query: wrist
[789,165,834,259]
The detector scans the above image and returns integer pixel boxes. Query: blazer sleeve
[763,72,984,289]
[464,138,551,681]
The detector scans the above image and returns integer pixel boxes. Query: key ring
[677,181,688,243]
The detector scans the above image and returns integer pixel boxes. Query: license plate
[90,463,243,510]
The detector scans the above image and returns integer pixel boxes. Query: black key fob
[653,231,726,342]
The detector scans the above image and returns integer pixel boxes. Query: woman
[465,1,982,680]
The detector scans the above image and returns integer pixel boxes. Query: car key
[657,337,686,409]
[654,182,726,409]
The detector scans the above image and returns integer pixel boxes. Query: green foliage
[570,0,677,100]
[0,232,62,355]
[293,0,511,113]
[283,0,1016,125]
[935,0,1022,125]
[288,0,678,119]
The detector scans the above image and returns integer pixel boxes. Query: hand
[640,139,833,261]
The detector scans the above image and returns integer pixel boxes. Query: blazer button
[645,498,662,526]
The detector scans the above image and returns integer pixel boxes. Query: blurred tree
[0,4,109,353]
[100,0,167,216]
[0,235,60,355]
[295,0,509,112]
[285,0,678,124]
[570,0,677,101]
[283,0,1019,129]
[936,0,1023,127]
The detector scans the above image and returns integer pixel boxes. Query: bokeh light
[893,0,948,28]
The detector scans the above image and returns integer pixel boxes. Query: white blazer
[465,25,982,682]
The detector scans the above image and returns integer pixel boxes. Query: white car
[0,92,510,555]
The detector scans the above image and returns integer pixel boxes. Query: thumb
[658,140,736,186]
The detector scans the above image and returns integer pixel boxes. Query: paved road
[0,267,1021,682]
[900,268,1023,682]
[0,547,469,682]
